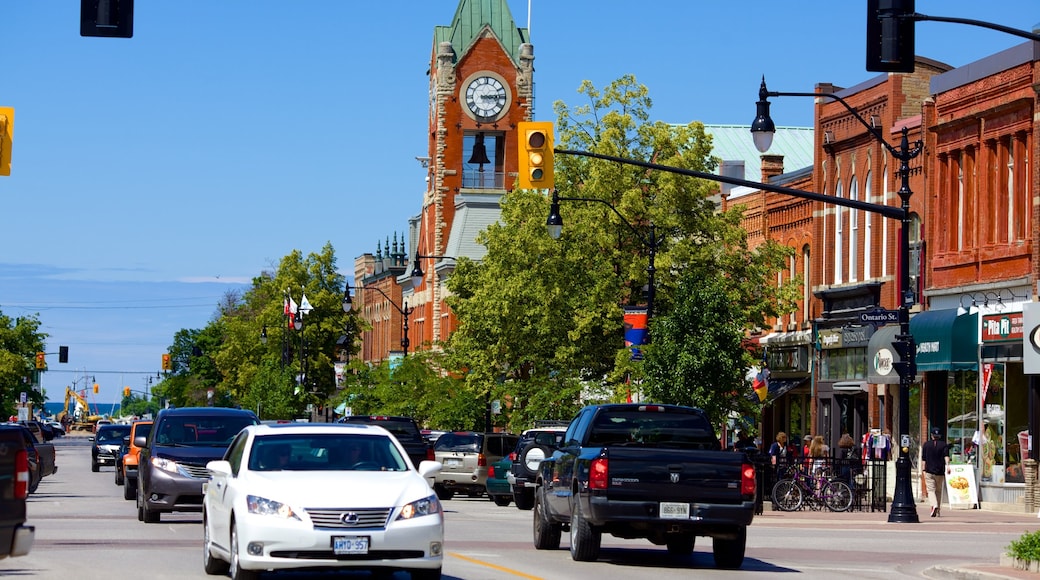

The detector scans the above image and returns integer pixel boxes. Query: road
[4,435,1039,579]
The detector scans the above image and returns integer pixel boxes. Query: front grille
[305,508,392,529]
[180,462,211,479]
[269,549,424,561]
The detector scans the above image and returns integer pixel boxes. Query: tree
[0,310,47,420]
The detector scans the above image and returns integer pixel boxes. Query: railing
[461,169,505,190]
[760,455,888,513]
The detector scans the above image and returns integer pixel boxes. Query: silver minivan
[432,431,518,500]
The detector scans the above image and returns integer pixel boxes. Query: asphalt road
[4,434,1039,579]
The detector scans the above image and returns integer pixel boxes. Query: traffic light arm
[902,12,1040,42]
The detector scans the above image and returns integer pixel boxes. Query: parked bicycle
[771,463,854,512]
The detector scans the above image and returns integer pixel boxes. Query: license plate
[445,459,461,468]
[660,502,690,519]
[333,536,369,554]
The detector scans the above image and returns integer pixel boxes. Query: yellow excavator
[56,387,103,432]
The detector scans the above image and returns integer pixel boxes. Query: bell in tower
[468,132,491,169]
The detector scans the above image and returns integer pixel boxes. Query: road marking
[449,552,544,579]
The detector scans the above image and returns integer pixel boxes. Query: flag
[749,366,770,402]
[299,292,313,316]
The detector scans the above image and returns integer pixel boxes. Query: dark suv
[335,415,433,468]
[432,431,517,500]
[136,407,259,523]
[91,423,132,472]
[508,424,568,510]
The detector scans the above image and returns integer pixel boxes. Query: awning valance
[910,309,978,372]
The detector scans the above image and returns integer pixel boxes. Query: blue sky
[1,1,1035,405]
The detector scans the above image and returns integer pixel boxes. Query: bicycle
[771,463,854,512]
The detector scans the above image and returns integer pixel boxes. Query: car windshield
[248,433,408,472]
[434,432,481,452]
[96,426,132,443]
[156,416,258,446]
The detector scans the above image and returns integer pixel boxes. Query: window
[849,176,858,282]
[834,179,844,284]
[462,132,505,189]
[863,171,872,279]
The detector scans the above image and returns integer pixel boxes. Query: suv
[91,423,132,472]
[335,415,434,468]
[136,407,259,523]
[432,431,517,500]
[116,420,152,499]
[508,423,568,510]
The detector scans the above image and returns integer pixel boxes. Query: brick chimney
[760,154,785,182]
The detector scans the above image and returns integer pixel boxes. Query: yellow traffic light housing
[124,386,131,397]
[93,383,99,394]
[517,121,554,190]
[0,107,12,177]
[35,351,45,370]
[161,353,172,371]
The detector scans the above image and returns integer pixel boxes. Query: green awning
[910,309,978,372]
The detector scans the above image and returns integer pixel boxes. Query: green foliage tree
[0,310,47,420]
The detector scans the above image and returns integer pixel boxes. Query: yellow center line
[449,552,545,579]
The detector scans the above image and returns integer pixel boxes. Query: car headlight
[246,495,300,520]
[151,456,181,474]
[397,494,441,520]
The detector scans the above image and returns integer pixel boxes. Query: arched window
[834,179,844,285]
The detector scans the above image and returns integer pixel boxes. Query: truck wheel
[514,488,535,510]
[712,526,746,569]
[532,491,561,550]
[519,443,550,479]
[203,512,230,575]
[123,477,136,500]
[91,460,99,473]
[29,472,40,494]
[115,468,124,486]
[569,497,601,562]
[492,495,512,507]
[433,483,454,500]
[666,534,695,556]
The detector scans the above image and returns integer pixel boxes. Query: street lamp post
[409,254,457,289]
[343,285,414,356]
[260,289,311,393]
[751,76,922,523]
[546,189,661,324]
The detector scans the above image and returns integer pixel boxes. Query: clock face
[465,76,507,120]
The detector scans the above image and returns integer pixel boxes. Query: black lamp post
[343,285,414,356]
[260,290,310,391]
[546,189,660,324]
[409,254,457,289]
[752,76,922,523]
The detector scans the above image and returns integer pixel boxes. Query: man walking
[921,427,951,517]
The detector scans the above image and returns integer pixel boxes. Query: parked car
[0,424,34,559]
[202,423,444,580]
[485,456,513,506]
[431,431,517,500]
[91,423,132,472]
[335,415,434,468]
[137,407,259,523]
[7,423,56,492]
[117,420,152,499]
[508,424,568,510]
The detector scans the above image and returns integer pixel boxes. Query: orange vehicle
[118,420,152,501]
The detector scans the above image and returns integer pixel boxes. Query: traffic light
[123,386,131,398]
[891,334,917,379]
[0,106,13,177]
[93,383,99,394]
[161,353,172,371]
[59,346,69,364]
[517,121,554,190]
[34,352,45,370]
[80,0,134,38]
[866,0,916,73]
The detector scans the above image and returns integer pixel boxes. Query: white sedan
[202,423,443,580]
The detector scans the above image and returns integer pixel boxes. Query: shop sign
[982,312,1023,342]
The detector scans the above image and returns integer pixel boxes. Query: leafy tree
[0,310,47,420]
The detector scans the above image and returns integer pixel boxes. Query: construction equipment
[56,387,103,432]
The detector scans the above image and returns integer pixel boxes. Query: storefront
[816,325,872,448]
[761,331,812,443]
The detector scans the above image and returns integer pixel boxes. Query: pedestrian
[734,429,754,451]
[921,426,951,517]
[802,434,813,458]
[768,431,794,466]
[809,435,829,476]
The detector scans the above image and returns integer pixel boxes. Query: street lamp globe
[342,291,352,313]
[750,78,776,153]
[293,313,303,331]
[410,261,425,289]
[546,192,564,239]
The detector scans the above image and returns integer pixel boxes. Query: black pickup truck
[534,403,756,568]
[0,424,35,560]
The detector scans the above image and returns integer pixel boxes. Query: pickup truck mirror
[207,460,231,476]
[133,435,148,448]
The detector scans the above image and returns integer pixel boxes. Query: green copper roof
[434,0,529,66]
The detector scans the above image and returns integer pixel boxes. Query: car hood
[240,471,435,507]
[154,445,230,463]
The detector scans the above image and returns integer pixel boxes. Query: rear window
[340,417,422,440]
[96,426,132,443]
[434,432,482,452]
[155,415,258,446]
[588,409,720,449]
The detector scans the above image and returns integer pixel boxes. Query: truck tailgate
[601,447,748,504]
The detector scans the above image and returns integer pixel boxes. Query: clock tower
[408,0,535,349]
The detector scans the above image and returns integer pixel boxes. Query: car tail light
[14,449,29,499]
[426,447,436,462]
[508,452,518,462]
[741,463,756,496]
[590,458,608,489]
[477,453,486,467]
[487,466,495,477]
